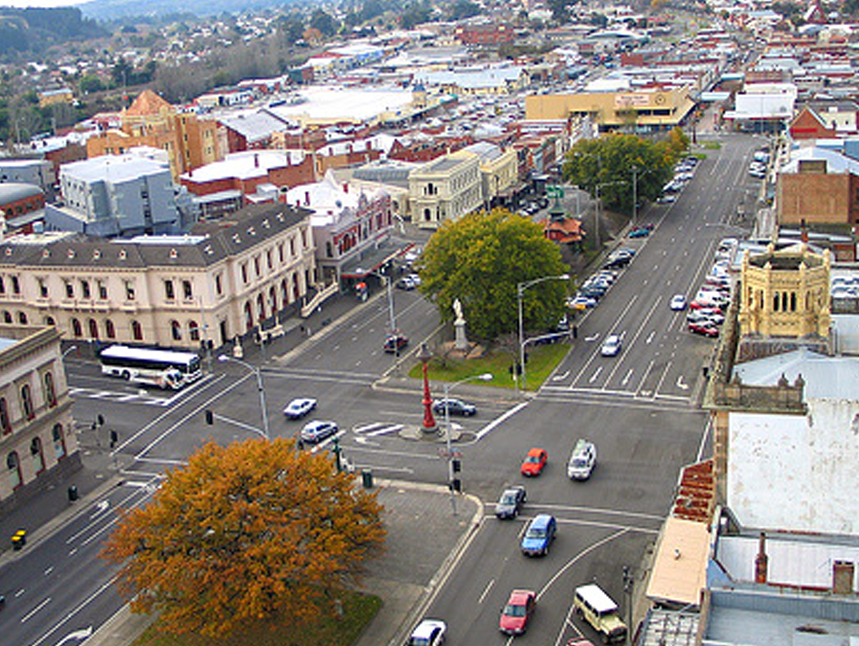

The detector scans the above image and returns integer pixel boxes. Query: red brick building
[454,23,514,45]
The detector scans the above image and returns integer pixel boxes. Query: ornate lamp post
[418,343,436,433]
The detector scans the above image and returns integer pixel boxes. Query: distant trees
[400,1,433,29]
[310,9,339,36]
[546,0,580,23]
[447,0,482,21]
[417,209,569,340]
[101,438,386,638]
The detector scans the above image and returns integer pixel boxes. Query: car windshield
[526,456,540,463]
[500,494,516,505]
[526,527,546,538]
[409,638,431,646]
[504,603,527,617]
[573,458,588,467]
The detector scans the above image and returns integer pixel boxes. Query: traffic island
[398,425,465,442]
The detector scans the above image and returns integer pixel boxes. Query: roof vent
[248,226,256,236]
[232,234,241,244]
[276,213,284,222]
[170,248,178,259]
[262,219,270,228]
[204,245,213,255]
[42,249,50,258]
[93,249,101,260]
[67,249,75,259]
[118,249,127,260]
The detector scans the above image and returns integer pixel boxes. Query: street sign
[547,185,565,199]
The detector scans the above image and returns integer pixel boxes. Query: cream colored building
[461,142,519,208]
[525,88,696,133]
[0,325,77,513]
[738,243,831,339]
[0,203,318,350]
[408,150,483,229]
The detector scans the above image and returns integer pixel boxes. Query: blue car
[520,514,557,556]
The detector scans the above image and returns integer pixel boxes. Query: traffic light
[205,410,214,425]
[110,430,118,448]
[452,459,461,473]
[97,414,105,427]
[451,478,462,492]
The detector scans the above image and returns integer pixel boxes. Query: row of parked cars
[685,249,734,338]
[567,248,636,311]
[749,148,770,179]
[657,156,699,203]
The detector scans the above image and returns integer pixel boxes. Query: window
[791,292,797,312]
[165,280,175,300]
[183,280,192,300]
[21,384,34,421]
[0,398,10,434]
[267,250,273,270]
[65,281,74,298]
[132,320,143,341]
[279,244,284,263]
[39,279,48,298]
[81,280,91,299]
[241,264,248,284]
[53,424,66,460]
[0,276,4,294]
[11,276,20,294]
[105,319,116,338]
[189,320,200,342]
[2,311,10,324]
[216,274,223,296]
[31,437,44,474]
[171,320,182,341]
[44,372,56,407]
[98,281,108,300]
[125,281,135,300]
[7,452,21,489]
[254,257,261,277]
[45,316,55,326]
[88,319,99,339]
[773,292,779,312]
[18,312,27,325]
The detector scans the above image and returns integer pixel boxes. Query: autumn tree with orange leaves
[101,438,385,637]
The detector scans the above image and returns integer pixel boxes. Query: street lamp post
[217,355,270,440]
[443,372,492,515]
[417,343,436,432]
[517,274,569,394]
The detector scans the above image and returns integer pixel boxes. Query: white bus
[99,345,202,390]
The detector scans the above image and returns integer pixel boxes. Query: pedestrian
[306,326,312,337]
[299,325,305,334]
[297,438,305,451]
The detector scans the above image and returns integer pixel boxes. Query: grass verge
[132,591,382,646]
[407,342,570,391]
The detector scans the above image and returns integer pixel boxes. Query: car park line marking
[365,424,405,437]
[475,401,528,440]
[553,371,570,381]
[588,366,603,383]
[646,330,656,344]
[478,578,495,605]
[621,369,634,386]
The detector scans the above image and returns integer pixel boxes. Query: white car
[669,294,687,311]
[601,334,622,357]
[407,618,447,646]
[283,397,317,419]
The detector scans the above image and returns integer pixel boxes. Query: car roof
[526,447,544,456]
[575,583,618,613]
[412,618,446,638]
[509,589,535,603]
[528,514,554,528]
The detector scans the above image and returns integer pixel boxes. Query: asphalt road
[5,133,765,646]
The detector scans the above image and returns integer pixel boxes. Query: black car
[495,486,527,519]
[432,397,477,416]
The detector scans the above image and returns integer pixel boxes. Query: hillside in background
[0,7,107,57]
[78,0,293,22]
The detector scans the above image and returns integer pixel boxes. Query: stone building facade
[0,325,77,514]
[0,203,317,350]
[408,150,482,229]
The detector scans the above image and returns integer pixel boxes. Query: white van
[567,439,596,480]
[573,584,627,643]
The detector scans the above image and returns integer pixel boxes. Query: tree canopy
[417,209,569,341]
[561,133,680,213]
[101,438,385,637]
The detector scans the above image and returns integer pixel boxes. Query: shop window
[71,318,82,337]
[171,320,182,341]
[105,319,116,338]
[189,320,200,342]
[31,437,44,474]
[7,452,21,489]
[53,424,66,460]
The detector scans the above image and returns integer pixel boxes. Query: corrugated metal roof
[733,348,859,400]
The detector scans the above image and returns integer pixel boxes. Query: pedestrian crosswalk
[68,387,173,407]
[353,422,405,437]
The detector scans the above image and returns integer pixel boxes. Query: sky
[1,1,83,7]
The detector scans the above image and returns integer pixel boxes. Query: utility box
[361,469,374,489]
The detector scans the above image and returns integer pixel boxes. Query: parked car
[383,333,409,353]
[520,448,548,476]
[396,276,417,290]
[495,485,527,519]
[628,227,650,238]
[688,323,719,338]
[405,272,422,286]
[573,584,627,644]
[601,334,622,357]
[656,193,676,204]
[432,397,477,416]
[300,420,338,443]
[669,294,687,311]
[283,397,317,419]
[407,619,447,646]
[499,589,537,635]
[568,295,597,310]
[521,514,557,556]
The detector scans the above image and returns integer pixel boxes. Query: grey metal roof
[218,109,293,144]
[732,347,859,401]
[463,141,502,162]
[0,182,43,203]
[0,203,311,270]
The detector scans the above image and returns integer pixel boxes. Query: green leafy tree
[562,134,675,214]
[101,438,385,638]
[280,14,305,42]
[447,0,482,20]
[400,1,433,29]
[547,0,579,23]
[417,209,569,340]
[310,9,338,36]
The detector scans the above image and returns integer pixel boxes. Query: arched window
[2,311,11,324]
[7,452,21,489]
[71,318,82,337]
[244,302,254,331]
[256,293,266,321]
[132,320,143,341]
[188,320,200,342]
[790,292,797,312]
[773,292,779,312]
[31,437,44,474]
[171,320,182,341]
[45,316,55,326]
[53,424,66,460]
[105,319,116,339]
[88,318,99,339]
[18,311,28,325]
[0,398,10,434]
[21,384,34,420]
[44,372,56,407]
[281,279,290,305]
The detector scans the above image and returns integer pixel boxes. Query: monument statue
[453,298,465,324]
[453,298,468,350]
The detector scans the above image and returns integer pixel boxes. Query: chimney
[305,191,310,206]
[755,532,768,584]
[833,560,854,595]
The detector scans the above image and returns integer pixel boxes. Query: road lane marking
[478,579,495,604]
[21,597,51,623]
[646,330,656,344]
[588,366,603,383]
[621,369,634,386]
[476,401,528,440]
[553,370,570,381]
[28,578,114,646]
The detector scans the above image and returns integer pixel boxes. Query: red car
[520,448,547,477]
[688,323,719,338]
[499,589,536,635]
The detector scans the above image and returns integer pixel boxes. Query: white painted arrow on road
[91,500,110,518]
[354,437,380,446]
[552,371,570,381]
[585,333,600,342]
[677,375,689,390]
[56,626,93,645]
